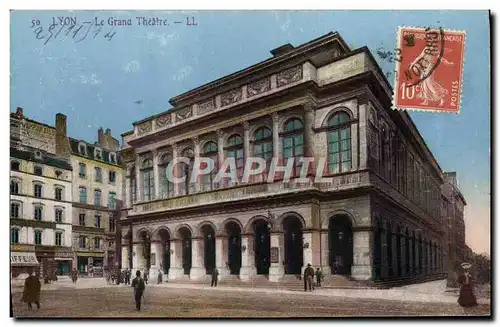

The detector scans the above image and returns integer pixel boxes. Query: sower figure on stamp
[131,270,146,311]
[304,263,315,292]
[457,262,478,314]
[211,267,219,287]
[21,269,41,310]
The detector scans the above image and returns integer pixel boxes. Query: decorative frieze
[176,107,193,121]
[247,77,271,98]
[137,121,152,135]
[155,114,172,128]
[197,98,216,115]
[277,65,303,88]
[221,88,242,107]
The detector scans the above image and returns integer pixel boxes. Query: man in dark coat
[303,263,315,292]
[315,268,323,287]
[21,271,41,310]
[211,267,219,287]
[131,270,146,311]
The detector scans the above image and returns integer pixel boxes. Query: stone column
[399,234,406,278]
[320,230,331,275]
[381,229,388,279]
[240,234,256,281]
[272,113,280,158]
[409,238,414,276]
[215,235,229,280]
[172,144,180,197]
[268,232,285,282]
[351,228,372,281]
[132,244,140,271]
[303,103,315,178]
[168,239,183,280]
[121,245,129,269]
[134,161,142,201]
[190,237,206,279]
[358,102,368,170]
[152,150,159,200]
[192,136,201,193]
[301,231,313,274]
[125,176,131,208]
[243,121,250,183]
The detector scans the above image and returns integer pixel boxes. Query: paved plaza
[11,278,491,318]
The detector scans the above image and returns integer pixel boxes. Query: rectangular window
[34,231,42,245]
[34,207,42,221]
[11,203,20,218]
[79,236,87,248]
[94,190,101,207]
[95,215,101,228]
[55,187,63,201]
[108,192,116,209]
[55,209,63,223]
[131,177,137,202]
[109,171,116,183]
[95,167,102,182]
[79,213,86,226]
[79,163,86,177]
[11,229,19,244]
[34,184,42,198]
[142,169,154,201]
[94,237,100,249]
[55,232,63,246]
[79,187,87,204]
[109,218,115,232]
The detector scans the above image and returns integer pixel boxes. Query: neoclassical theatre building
[119,32,451,284]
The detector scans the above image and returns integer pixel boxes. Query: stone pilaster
[303,103,315,177]
[134,160,142,201]
[132,244,140,271]
[239,234,256,281]
[152,150,159,200]
[351,228,372,281]
[301,231,313,274]
[272,113,280,158]
[268,232,284,282]
[121,245,130,269]
[125,177,131,208]
[320,230,331,275]
[243,121,250,180]
[193,136,201,193]
[381,229,388,279]
[171,144,180,197]
[215,236,229,279]
[189,238,206,280]
[358,102,368,170]
[168,239,183,280]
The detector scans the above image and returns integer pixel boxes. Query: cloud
[173,65,193,81]
[80,73,102,85]
[122,60,141,73]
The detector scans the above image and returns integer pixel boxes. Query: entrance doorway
[179,227,192,275]
[158,229,171,275]
[329,215,353,276]
[253,219,270,275]
[283,216,303,275]
[226,221,242,275]
[202,225,216,275]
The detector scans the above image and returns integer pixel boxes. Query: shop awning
[11,252,39,266]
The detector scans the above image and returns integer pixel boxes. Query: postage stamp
[393,27,466,113]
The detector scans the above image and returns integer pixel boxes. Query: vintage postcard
[9,9,491,318]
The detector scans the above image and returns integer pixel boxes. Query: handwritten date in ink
[30,19,116,45]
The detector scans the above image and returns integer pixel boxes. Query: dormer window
[79,143,87,155]
[110,153,116,164]
[55,170,62,179]
[95,148,102,160]
[35,151,42,159]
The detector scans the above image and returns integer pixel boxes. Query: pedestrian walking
[157,269,163,284]
[211,267,219,287]
[21,270,41,310]
[303,263,315,292]
[131,270,146,311]
[458,262,478,313]
[71,268,78,283]
[315,268,323,287]
[143,269,149,284]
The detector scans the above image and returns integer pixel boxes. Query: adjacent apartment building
[118,32,453,284]
[10,108,74,277]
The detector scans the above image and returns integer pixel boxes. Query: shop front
[11,251,39,278]
[55,248,74,275]
[76,252,105,276]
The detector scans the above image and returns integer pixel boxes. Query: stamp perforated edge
[391,26,467,114]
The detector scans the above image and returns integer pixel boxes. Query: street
[11,282,491,318]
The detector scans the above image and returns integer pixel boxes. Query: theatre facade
[119,32,448,283]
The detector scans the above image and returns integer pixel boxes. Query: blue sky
[10,10,490,254]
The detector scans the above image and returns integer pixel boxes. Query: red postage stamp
[393,27,466,113]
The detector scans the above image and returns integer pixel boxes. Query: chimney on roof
[15,107,23,118]
[105,128,111,136]
[98,127,104,145]
[270,43,295,57]
[55,113,70,157]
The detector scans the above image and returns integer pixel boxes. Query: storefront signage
[76,252,105,257]
[11,252,39,266]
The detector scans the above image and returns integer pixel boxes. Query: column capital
[272,112,280,123]
[192,136,200,146]
[303,102,316,112]
[242,121,250,130]
[171,143,180,153]
[217,129,225,138]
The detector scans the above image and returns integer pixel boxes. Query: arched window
[10,180,19,195]
[179,148,195,195]
[225,134,244,185]
[282,118,304,177]
[11,161,20,171]
[55,187,63,201]
[94,189,102,206]
[141,159,155,201]
[327,112,351,174]
[253,127,273,181]
[11,228,20,244]
[159,154,174,198]
[34,230,42,245]
[202,142,218,191]
[33,183,42,198]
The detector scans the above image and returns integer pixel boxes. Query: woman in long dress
[457,263,477,312]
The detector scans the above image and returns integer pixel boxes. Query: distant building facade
[10,108,74,277]
[118,33,455,284]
